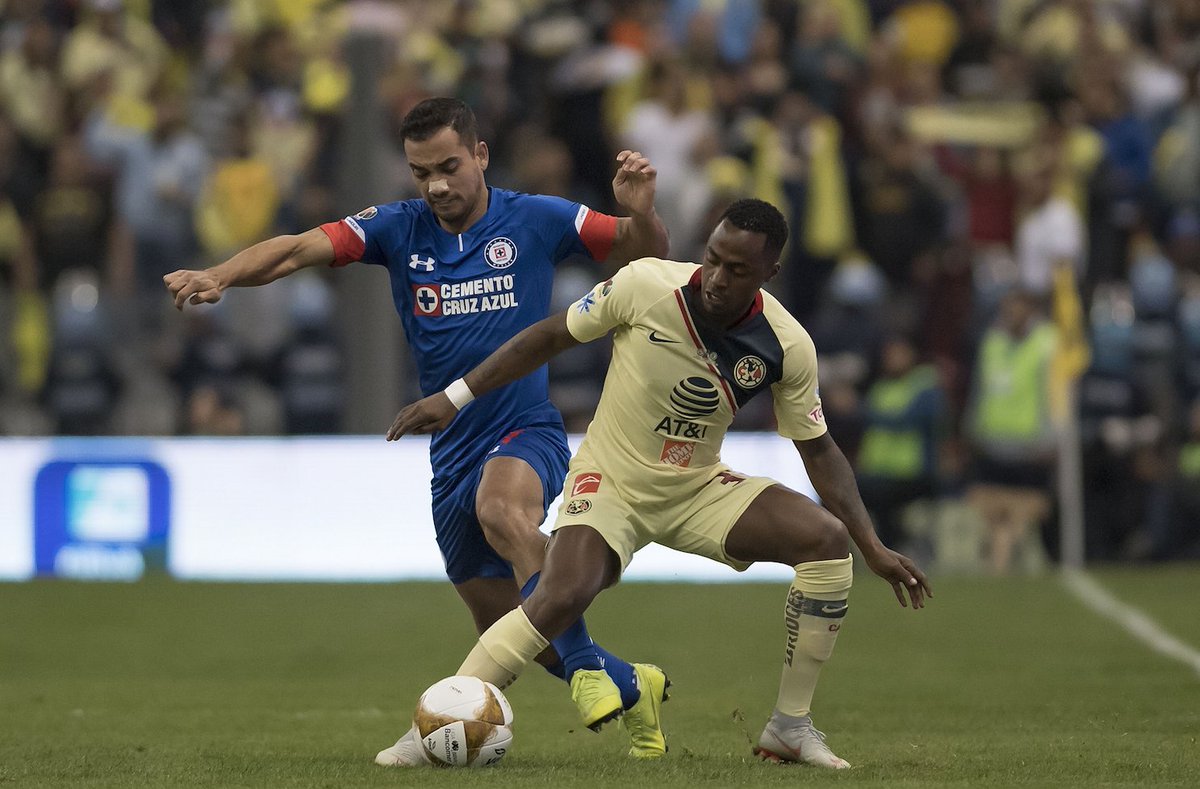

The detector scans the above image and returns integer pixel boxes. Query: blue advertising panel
[34,460,170,580]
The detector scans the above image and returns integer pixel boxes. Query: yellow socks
[457,607,550,689]
[776,555,853,717]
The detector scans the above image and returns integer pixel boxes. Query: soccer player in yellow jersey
[388,199,932,768]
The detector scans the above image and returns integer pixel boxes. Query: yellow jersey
[565,258,826,507]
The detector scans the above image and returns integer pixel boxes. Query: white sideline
[1061,570,1200,678]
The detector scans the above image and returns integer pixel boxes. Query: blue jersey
[321,187,618,479]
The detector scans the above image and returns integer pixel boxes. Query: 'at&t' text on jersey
[320,187,618,478]
[564,258,826,507]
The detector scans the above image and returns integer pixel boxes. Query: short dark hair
[718,199,788,262]
[399,97,478,147]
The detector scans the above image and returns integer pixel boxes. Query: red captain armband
[319,219,366,267]
[575,206,619,261]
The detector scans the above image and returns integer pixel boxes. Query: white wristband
[444,378,475,410]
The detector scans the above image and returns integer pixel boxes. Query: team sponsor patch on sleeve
[571,473,602,496]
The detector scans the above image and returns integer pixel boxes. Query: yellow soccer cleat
[570,668,624,731]
[620,663,670,758]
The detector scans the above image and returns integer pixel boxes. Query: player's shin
[775,555,853,716]
[522,572,640,708]
[457,607,549,689]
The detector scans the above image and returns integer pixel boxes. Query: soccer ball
[414,675,514,767]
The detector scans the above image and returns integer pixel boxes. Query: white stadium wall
[0,435,812,583]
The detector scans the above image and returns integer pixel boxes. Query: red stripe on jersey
[579,209,618,261]
[733,291,765,328]
[673,289,738,414]
[319,220,365,267]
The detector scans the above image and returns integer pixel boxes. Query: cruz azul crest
[484,237,517,269]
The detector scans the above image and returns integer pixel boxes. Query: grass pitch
[3,566,1199,788]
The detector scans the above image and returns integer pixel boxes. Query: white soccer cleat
[374,725,428,767]
[753,713,851,769]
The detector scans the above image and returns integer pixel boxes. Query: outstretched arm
[387,311,581,439]
[794,432,932,609]
[608,150,669,263]
[164,228,335,309]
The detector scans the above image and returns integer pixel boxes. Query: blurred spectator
[766,90,855,321]
[60,0,168,110]
[245,26,319,218]
[195,113,280,263]
[1153,67,1200,212]
[855,127,946,293]
[30,135,113,291]
[0,115,43,395]
[1078,54,1154,284]
[808,256,888,459]
[1147,397,1200,560]
[267,274,343,435]
[962,146,1016,250]
[170,300,244,412]
[964,288,1057,573]
[547,260,608,433]
[666,0,761,66]
[0,13,66,181]
[621,56,715,254]
[889,0,959,65]
[787,2,861,117]
[40,268,120,434]
[1079,283,1162,559]
[1128,234,1183,442]
[1014,156,1083,299]
[856,333,946,550]
[84,88,209,326]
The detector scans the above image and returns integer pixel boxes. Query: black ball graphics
[670,377,720,419]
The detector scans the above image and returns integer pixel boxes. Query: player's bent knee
[796,511,849,563]
[821,516,851,558]
[477,499,546,546]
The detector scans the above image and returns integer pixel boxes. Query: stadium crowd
[1,0,1199,566]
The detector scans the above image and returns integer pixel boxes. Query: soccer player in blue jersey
[164,98,671,763]
[389,199,932,768]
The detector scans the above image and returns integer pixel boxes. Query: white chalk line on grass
[1061,569,1200,678]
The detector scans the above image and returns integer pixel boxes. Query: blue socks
[521,572,641,709]
[594,644,639,710]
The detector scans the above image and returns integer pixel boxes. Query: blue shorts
[430,424,570,584]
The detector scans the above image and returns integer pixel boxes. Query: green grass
[3,570,1199,787]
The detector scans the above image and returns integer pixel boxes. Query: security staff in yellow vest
[965,288,1058,573]
[856,334,945,549]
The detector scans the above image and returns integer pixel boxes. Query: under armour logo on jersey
[409,254,436,272]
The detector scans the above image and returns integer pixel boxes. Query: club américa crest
[734,355,766,389]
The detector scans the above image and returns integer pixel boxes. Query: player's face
[404,127,489,230]
[695,221,780,325]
